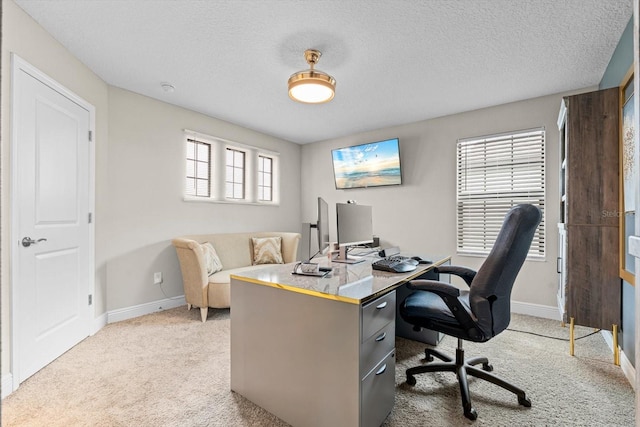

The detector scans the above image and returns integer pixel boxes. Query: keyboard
[372,258,417,273]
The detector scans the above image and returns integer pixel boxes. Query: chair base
[406,340,531,420]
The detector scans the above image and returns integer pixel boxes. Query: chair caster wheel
[424,351,434,362]
[482,363,493,372]
[464,408,478,420]
[406,375,416,386]
[518,396,532,407]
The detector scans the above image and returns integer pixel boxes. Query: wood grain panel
[565,88,620,227]
[566,225,620,329]
[561,87,621,331]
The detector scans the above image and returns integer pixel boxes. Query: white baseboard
[602,329,613,350]
[92,312,108,335]
[601,330,636,389]
[2,373,14,399]
[107,295,186,324]
[511,300,561,320]
[619,348,636,390]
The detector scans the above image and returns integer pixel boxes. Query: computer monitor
[334,202,373,263]
[316,197,330,254]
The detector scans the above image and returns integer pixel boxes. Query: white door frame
[9,54,96,392]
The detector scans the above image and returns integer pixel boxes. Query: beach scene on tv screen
[333,139,401,189]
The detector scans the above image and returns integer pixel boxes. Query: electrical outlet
[153,272,163,285]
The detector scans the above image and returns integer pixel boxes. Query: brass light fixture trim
[288,49,336,104]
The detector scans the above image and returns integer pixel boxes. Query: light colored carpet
[1,306,634,426]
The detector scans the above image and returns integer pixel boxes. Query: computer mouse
[412,256,432,264]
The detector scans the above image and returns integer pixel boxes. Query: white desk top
[231,255,451,305]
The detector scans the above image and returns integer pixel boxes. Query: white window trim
[456,127,546,260]
[183,129,280,205]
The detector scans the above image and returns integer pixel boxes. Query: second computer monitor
[335,203,373,263]
[317,197,330,253]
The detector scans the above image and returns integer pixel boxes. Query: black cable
[506,327,602,342]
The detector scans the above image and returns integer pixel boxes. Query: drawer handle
[375,332,387,342]
[376,301,388,309]
[557,257,561,274]
[375,364,387,375]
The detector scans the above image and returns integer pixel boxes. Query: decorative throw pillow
[252,236,284,265]
[201,242,223,275]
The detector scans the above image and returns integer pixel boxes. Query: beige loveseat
[172,232,301,322]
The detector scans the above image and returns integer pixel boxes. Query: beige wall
[300,92,585,309]
[105,87,301,310]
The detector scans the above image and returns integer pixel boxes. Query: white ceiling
[15,0,633,144]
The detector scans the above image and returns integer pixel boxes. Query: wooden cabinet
[557,87,620,330]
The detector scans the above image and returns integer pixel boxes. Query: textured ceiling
[14,0,633,144]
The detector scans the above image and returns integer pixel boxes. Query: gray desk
[230,255,450,427]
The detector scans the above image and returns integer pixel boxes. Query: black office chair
[399,204,541,420]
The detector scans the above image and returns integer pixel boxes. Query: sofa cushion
[201,242,223,275]
[251,236,284,265]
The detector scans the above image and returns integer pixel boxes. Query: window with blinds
[456,128,545,258]
[185,138,211,197]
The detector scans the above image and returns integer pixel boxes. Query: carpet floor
[1,306,634,426]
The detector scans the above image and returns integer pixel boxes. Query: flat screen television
[331,138,402,189]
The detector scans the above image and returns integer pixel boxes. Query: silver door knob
[21,237,47,247]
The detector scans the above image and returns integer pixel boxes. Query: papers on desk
[291,262,330,277]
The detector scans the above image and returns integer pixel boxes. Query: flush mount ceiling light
[288,49,336,104]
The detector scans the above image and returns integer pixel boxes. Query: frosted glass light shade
[288,70,336,104]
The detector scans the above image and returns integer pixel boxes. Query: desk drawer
[361,350,395,427]
[360,321,395,378]
[362,291,396,341]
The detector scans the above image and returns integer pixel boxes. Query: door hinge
[88,294,93,305]
[88,130,93,142]
[88,213,92,224]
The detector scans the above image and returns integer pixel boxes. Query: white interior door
[11,56,94,384]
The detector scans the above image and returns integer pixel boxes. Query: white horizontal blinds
[457,128,545,257]
[185,138,211,197]
[258,155,273,201]
[226,148,245,199]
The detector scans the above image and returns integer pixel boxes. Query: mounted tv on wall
[331,138,402,189]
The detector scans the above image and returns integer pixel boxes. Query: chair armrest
[434,265,477,287]
[407,279,482,339]
[407,279,460,297]
[172,238,209,307]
